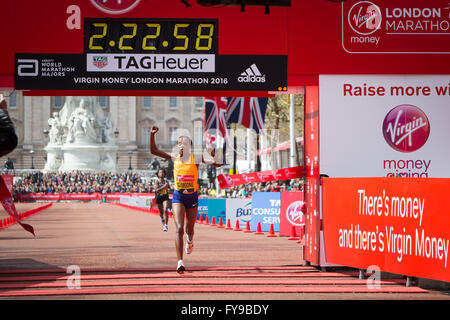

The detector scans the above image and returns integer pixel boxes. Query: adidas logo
[238,64,266,83]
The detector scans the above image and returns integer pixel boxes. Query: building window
[99,96,108,109]
[169,127,178,144]
[169,97,177,109]
[142,127,150,146]
[143,97,151,109]
[194,97,203,110]
[53,96,63,109]
[9,92,17,108]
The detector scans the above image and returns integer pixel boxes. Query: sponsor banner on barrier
[226,198,252,229]
[279,191,305,237]
[217,166,306,189]
[319,75,450,178]
[119,195,152,209]
[206,198,226,224]
[323,177,450,283]
[250,192,280,232]
[197,198,208,220]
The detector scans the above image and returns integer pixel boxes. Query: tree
[265,94,304,139]
[263,94,304,168]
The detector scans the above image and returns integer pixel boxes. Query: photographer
[0,96,18,158]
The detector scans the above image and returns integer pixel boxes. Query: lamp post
[30,150,35,170]
[128,151,133,171]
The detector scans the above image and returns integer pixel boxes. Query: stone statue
[44,96,118,172]
[67,99,97,143]
[48,112,63,144]
[102,112,114,144]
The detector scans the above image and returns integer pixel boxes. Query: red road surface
[0,202,448,300]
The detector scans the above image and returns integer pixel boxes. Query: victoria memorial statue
[43,97,118,172]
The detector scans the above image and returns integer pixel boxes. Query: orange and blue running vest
[173,153,199,194]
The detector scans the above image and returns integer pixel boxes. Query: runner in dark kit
[154,168,170,232]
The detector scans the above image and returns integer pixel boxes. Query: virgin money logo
[256,172,264,181]
[286,201,306,226]
[225,175,233,185]
[382,104,430,153]
[90,0,141,15]
[348,1,382,35]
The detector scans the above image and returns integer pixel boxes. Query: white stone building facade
[0,92,204,171]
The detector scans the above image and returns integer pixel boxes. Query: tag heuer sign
[93,56,108,69]
[15,53,287,91]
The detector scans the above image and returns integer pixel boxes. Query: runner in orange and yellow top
[150,126,221,273]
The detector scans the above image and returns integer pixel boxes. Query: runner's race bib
[176,175,195,190]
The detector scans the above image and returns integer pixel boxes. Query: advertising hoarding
[319,75,450,178]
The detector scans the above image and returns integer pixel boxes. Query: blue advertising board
[250,192,281,232]
[206,198,226,223]
[197,198,208,220]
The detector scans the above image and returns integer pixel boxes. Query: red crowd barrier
[0,203,53,231]
[112,203,160,215]
[16,193,160,202]
[217,166,307,189]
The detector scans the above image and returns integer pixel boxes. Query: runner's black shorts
[155,193,169,205]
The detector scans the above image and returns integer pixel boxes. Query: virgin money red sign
[323,177,450,283]
[280,191,305,237]
[342,0,450,53]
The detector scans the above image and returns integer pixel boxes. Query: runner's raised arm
[150,126,172,160]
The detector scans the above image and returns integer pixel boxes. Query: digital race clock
[84,19,218,54]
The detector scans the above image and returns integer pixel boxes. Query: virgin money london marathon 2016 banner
[250,192,280,232]
[319,75,450,178]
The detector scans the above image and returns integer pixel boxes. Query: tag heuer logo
[238,64,266,83]
[93,56,108,69]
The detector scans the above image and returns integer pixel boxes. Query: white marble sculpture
[44,97,118,172]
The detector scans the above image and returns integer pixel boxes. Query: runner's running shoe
[177,260,185,274]
[185,239,194,254]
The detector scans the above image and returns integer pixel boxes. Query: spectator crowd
[198,179,303,198]
[13,171,303,198]
[14,171,154,195]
